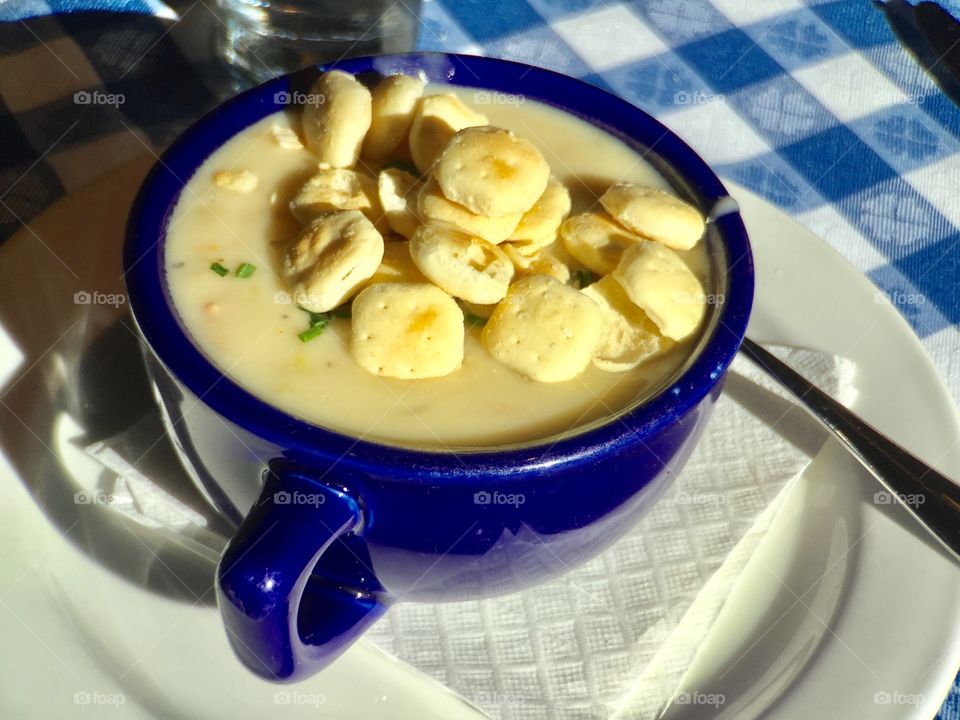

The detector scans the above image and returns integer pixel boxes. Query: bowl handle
[216,461,387,680]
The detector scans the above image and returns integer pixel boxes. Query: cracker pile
[276,70,710,381]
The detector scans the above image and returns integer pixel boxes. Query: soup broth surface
[165,87,712,447]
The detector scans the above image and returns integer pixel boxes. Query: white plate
[669,182,960,720]
[0,164,956,719]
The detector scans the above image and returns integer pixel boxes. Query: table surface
[0,0,958,717]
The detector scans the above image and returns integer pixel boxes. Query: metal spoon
[739,337,960,563]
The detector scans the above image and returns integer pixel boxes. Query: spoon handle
[739,337,960,563]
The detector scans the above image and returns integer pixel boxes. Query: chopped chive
[297,320,328,343]
[210,262,229,277]
[236,262,257,278]
[297,306,331,342]
[571,269,596,288]
[465,313,488,328]
[330,300,353,319]
[301,308,330,327]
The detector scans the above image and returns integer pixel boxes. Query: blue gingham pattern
[0,0,174,21]
[0,0,958,717]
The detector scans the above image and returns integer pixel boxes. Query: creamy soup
[165,88,712,448]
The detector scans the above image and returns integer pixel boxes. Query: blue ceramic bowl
[124,53,753,682]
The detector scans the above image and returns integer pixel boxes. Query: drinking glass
[217,0,422,81]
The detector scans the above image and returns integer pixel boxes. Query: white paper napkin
[81,346,854,720]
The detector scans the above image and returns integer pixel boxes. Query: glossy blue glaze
[124,53,754,681]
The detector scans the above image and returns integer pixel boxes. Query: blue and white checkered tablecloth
[0,0,958,717]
